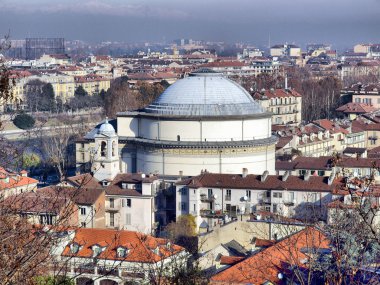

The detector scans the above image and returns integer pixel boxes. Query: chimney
[261,170,269,182]
[282,170,290,181]
[285,76,288,90]
[242,168,248,178]
[304,170,311,181]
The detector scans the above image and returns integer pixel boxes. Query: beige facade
[253,89,302,125]
[74,75,111,96]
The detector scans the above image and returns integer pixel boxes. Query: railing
[283,199,296,206]
[225,195,231,201]
[200,209,223,217]
[200,194,215,202]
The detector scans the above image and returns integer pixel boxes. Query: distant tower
[92,118,119,181]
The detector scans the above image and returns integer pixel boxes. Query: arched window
[112,141,116,156]
[101,141,107,157]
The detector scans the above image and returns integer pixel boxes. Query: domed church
[78,69,277,179]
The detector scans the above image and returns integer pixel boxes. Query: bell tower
[93,118,120,181]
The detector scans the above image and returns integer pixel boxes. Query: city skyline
[0,0,379,48]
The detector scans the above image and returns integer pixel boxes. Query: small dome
[98,118,115,136]
[143,69,264,116]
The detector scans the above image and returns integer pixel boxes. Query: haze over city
[1,0,379,48]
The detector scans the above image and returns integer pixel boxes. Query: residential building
[253,88,302,125]
[58,228,188,285]
[176,171,335,231]
[0,168,38,199]
[74,74,110,96]
[270,44,301,57]
[336,102,376,120]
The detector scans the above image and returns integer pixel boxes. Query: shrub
[13,113,35,130]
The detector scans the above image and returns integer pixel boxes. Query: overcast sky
[0,0,379,48]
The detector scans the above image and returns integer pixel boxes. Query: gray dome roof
[98,118,116,136]
[143,70,264,116]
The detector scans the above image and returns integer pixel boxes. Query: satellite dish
[243,196,248,201]
[213,194,218,199]
[278,272,284,280]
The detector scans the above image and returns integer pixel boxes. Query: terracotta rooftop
[253,88,302,99]
[177,172,334,192]
[336,102,376,114]
[62,228,184,263]
[211,227,330,284]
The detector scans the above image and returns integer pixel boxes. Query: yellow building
[29,72,76,102]
[74,74,111,95]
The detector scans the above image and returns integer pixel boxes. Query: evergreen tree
[74,85,88,97]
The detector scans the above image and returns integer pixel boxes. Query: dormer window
[70,242,80,254]
[166,241,171,249]
[102,180,111,186]
[152,246,160,256]
[117,247,129,258]
[92,245,103,257]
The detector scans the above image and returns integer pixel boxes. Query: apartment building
[0,168,38,199]
[176,171,335,231]
[74,74,110,95]
[253,88,302,125]
[58,228,188,285]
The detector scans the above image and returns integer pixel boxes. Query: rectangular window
[246,190,251,198]
[81,222,86,228]
[226,204,231,212]
[80,207,86,216]
[110,198,114,208]
[181,187,187,196]
[110,213,115,227]
[125,213,131,225]
[208,189,213,197]
[273,203,278,213]
[179,202,186,211]
[127,199,131,207]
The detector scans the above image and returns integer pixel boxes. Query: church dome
[98,118,115,136]
[143,69,264,116]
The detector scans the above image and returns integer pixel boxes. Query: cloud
[0,0,189,19]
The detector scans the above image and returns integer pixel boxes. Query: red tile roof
[211,227,329,284]
[177,172,334,192]
[253,88,302,99]
[0,167,38,190]
[336,103,376,114]
[220,255,245,265]
[62,228,184,263]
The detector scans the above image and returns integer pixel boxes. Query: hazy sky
[0,0,379,48]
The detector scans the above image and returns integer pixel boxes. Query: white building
[176,171,335,231]
[77,69,277,177]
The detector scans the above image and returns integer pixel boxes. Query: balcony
[200,194,215,202]
[105,204,120,212]
[225,195,231,201]
[283,199,296,206]
[200,209,223,217]
[259,197,271,204]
